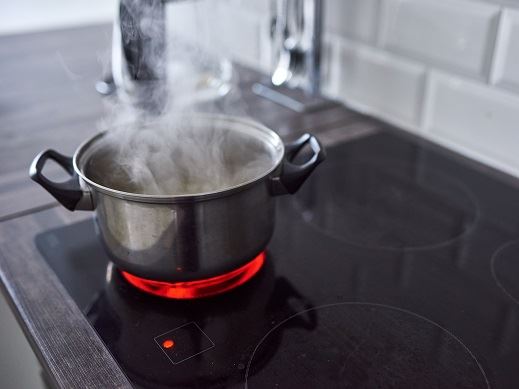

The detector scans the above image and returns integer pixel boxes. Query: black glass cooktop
[36,130,519,388]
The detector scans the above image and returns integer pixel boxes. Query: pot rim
[72,114,285,203]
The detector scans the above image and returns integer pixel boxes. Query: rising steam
[90,0,274,196]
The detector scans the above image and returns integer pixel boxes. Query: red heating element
[121,252,266,299]
[162,339,175,349]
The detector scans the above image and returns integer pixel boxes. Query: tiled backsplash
[323,0,519,179]
[172,0,519,178]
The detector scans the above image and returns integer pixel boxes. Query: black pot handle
[270,133,326,196]
[29,150,91,211]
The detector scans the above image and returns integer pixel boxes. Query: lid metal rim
[72,115,285,203]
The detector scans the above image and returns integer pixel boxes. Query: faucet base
[95,73,116,96]
[252,83,334,113]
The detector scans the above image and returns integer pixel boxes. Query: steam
[90,0,273,196]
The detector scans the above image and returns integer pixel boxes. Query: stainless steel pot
[30,115,325,282]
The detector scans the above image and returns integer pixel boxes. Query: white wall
[0,294,46,388]
[0,0,116,35]
[203,0,519,179]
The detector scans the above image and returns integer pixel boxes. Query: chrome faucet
[99,0,233,112]
[270,0,322,95]
[112,0,168,111]
[253,0,329,112]
[97,0,326,113]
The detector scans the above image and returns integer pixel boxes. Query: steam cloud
[90,0,274,196]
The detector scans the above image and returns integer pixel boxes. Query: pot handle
[29,150,93,211]
[270,133,326,196]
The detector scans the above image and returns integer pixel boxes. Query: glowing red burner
[121,252,266,299]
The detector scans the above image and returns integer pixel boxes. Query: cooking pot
[30,115,325,286]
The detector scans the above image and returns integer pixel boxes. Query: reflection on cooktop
[246,303,489,389]
[294,159,478,250]
[492,240,519,305]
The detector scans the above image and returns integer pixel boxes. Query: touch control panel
[154,322,215,365]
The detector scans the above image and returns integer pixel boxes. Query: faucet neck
[113,0,167,111]
[271,0,323,95]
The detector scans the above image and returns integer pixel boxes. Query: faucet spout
[112,0,167,112]
[271,0,322,95]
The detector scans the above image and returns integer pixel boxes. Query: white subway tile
[235,0,270,15]
[324,0,380,43]
[379,0,500,79]
[218,7,263,69]
[167,1,228,55]
[478,0,519,8]
[257,13,273,74]
[320,36,340,97]
[167,2,262,68]
[492,8,519,92]
[166,2,200,42]
[335,39,426,128]
[423,72,519,176]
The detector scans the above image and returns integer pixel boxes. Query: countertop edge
[0,243,132,388]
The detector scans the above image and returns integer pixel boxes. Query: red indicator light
[121,252,265,300]
[162,339,175,349]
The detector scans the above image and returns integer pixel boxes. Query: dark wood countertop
[0,209,132,388]
[0,25,115,221]
[0,24,385,388]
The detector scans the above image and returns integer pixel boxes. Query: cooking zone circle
[491,240,519,305]
[293,159,479,250]
[245,303,489,389]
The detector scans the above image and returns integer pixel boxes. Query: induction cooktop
[36,130,519,388]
